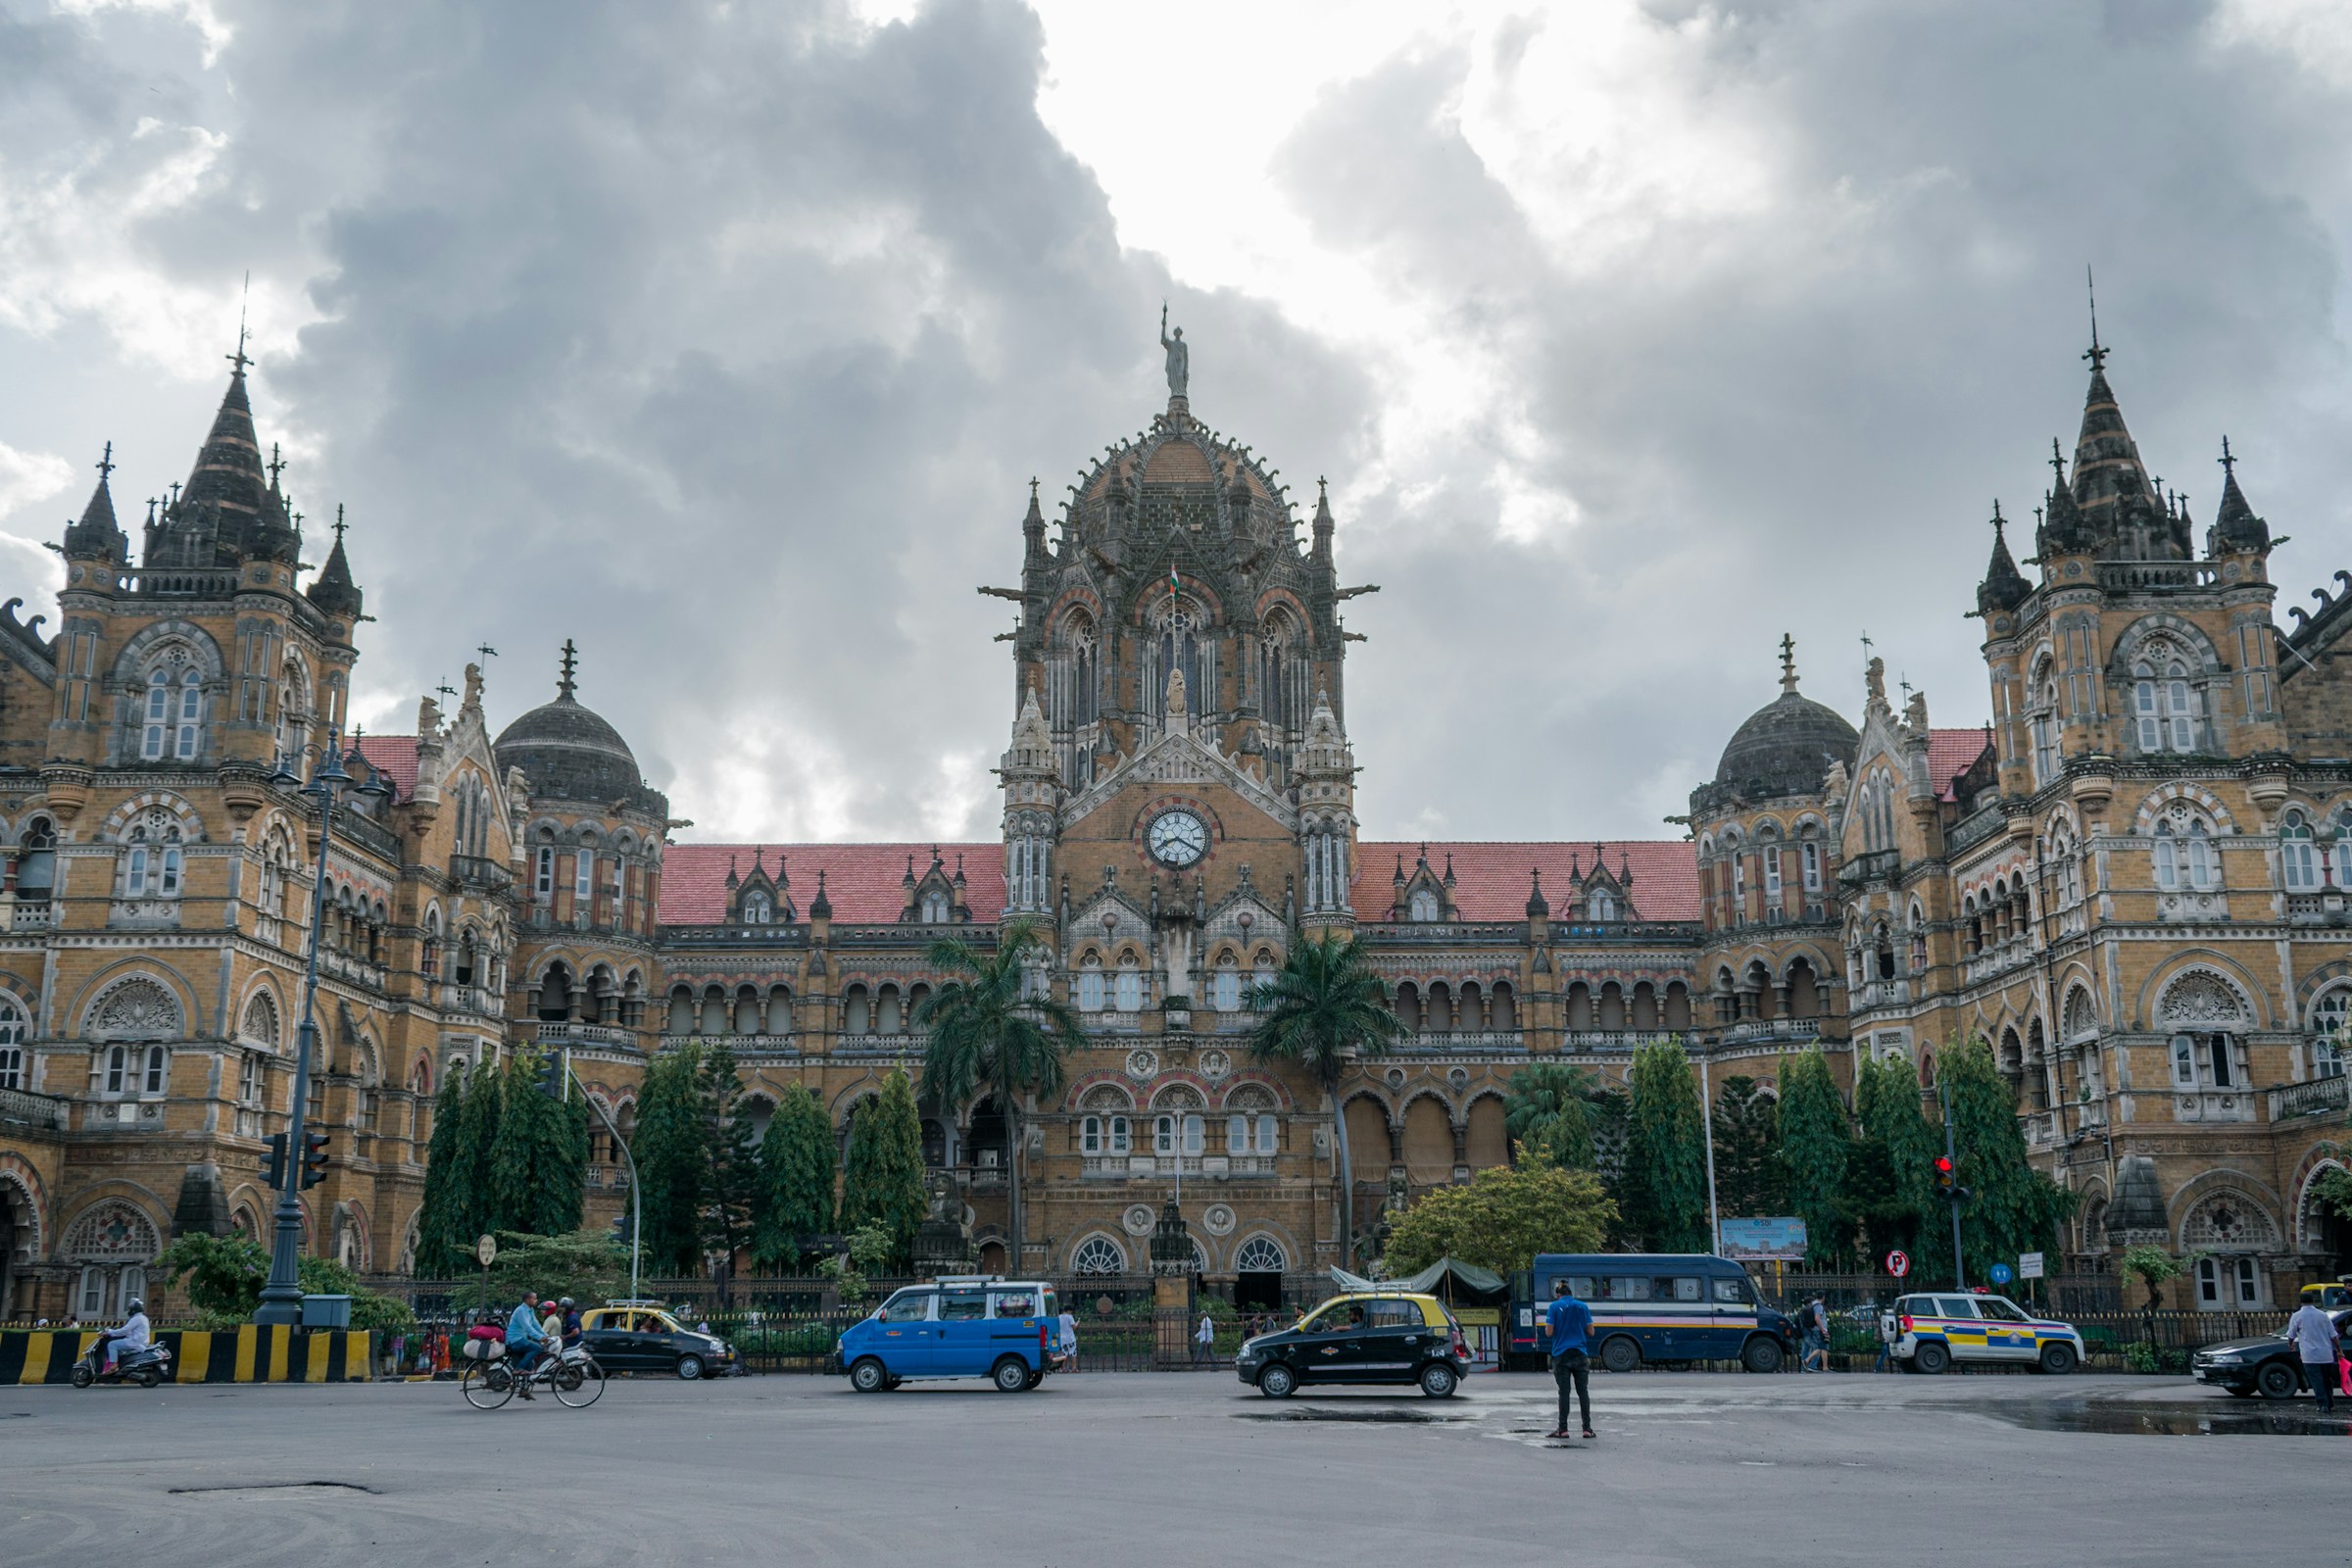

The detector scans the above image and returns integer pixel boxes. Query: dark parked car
[2190,1307,2351,1398]
[578,1304,738,1380]
[1235,1292,1472,1398]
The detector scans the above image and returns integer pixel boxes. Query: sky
[2,0,2349,847]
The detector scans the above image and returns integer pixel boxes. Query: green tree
[631,1044,710,1275]
[752,1082,836,1270]
[454,1055,506,1244]
[1382,1156,1617,1275]
[1775,1051,1851,1266]
[412,1070,473,1276]
[1936,1038,2075,1285]
[839,1069,926,1269]
[483,1048,590,1238]
[1710,1074,1782,1219]
[1623,1040,1709,1251]
[155,1233,414,1332]
[1503,1061,1601,1170]
[915,917,1085,1264]
[450,1228,631,1315]
[698,1041,760,1261]
[1849,1053,1936,1268]
[1247,932,1407,1264]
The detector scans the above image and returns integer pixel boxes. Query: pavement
[2,1369,2346,1566]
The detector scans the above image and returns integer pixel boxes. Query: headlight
[2200,1351,2240,1365]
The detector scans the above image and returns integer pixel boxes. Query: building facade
[0,333,2345,1319]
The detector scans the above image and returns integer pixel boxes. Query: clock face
[1148,809,1208,868]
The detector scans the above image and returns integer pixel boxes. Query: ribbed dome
[494,693,642,805]
[1713,690,1859,799]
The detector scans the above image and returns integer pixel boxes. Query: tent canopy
[1325,1257,1509,1303]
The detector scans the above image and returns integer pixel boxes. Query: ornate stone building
[0,329,2344,1319]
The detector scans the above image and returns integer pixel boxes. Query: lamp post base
[253,1292,303,1327]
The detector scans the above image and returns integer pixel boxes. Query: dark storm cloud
[2,0,2347,844]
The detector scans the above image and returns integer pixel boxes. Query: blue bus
[1509,1253,1795,1374]
[837,1278,1062,1393]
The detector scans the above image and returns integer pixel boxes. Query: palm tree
[914,916,1085,1268]
[1246,932,1406,1265]
[1502,1060,1603,1169]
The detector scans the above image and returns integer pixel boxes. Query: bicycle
[461,1342,605,1409]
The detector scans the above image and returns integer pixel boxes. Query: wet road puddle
[1237,1406,1465,1424]
[1986,1401,2352,1438]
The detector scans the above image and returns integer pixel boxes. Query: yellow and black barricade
[0,1327,373,1384]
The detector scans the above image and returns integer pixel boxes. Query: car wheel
[849,1357,889,1394]
[1418,1362,1458,1398]
[1257,1363,1298,1398]
[1740,1336,1785,1375]
[1598,1337,1641,1375]
[1912,1341,1951,1376]
[2256,1360,2299,1400]
[992,1355,1031,1393]
[2036,1343,2077,1376]
[676,1354,706,1382]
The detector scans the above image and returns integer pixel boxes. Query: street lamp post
[254,733,388,1326]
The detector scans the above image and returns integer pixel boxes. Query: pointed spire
[1310,476,1335,562]
[307,503,364,617]
[164,352,271,566]
[1977,500,2030,614]
[1525,867,1549,918]
[1393,853,1406,886]
[2069,323,2156,545]
[556,639,578,701]
[1443,852,1455,887]
[1619,850,1635,887]
[2038,436,2087,555]
[2211,436,2270,553]
[726,854,740,889]
[809,868,832,919]
[63,442,127,562]
[1778,633,1799,695]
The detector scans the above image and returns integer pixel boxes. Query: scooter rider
[95,1297,152,1375]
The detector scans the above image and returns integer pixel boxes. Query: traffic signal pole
[1938,1075,1966,1290]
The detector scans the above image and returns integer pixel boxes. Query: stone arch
[2288,1145,2352,1252]
[0,1154,49,1270]
[2130,782,2237,837]
[97,790,207,844]
[2151,966,2256,1031]
[2109,612,2225,678]
[79,971,188,1041]
[1398,1091,1455,1183]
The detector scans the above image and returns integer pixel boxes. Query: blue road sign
[1988,1262,2014,1286]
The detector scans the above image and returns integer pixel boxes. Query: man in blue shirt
[506,1291,547,1399]
[1545,1278,1595,1441]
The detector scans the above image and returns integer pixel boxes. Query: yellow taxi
[577,1302,737,1379]
[1234,1291,1472,1398]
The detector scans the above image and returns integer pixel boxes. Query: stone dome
[1713,690,1858,800]
[494,691,643,806]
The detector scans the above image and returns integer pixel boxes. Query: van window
[991,1290,1040,1318]
[1712,1278,1753,1305]
[1658,1277,1702,1302]
[878,1292,935,1324]
[1599,1277,1651,1301]
[939,1288,988,1321]
[1041,1290,1059,1320]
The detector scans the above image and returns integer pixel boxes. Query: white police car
[1881,1292,2084,1374]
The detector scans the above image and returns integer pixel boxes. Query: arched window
[118,809,184,900]
[1235,1235,1287,1272]
[0,995,23,1090]
[1077,955,1105,1013]
[2310,988,2349,1080]
[1072,1235,1127,1275]
[2029,663,2060,785]
[2281,811,2321,891]
[1588,888,1616,921]
[1211,955,1241,1012]
[919,890,951,924]
[1115,957,1144,1012]
[2132,644,2200,754]
[16,816,56,907]
[274,654,311,767]
[1408,889,1440,922]
[2329,808,2352,889]
[140,660,205,762]
[743,891,771,925]
[2153,813,2221,893]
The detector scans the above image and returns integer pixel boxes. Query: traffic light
[301,1131,331,1189]
[534,1052,564,1102]
[610,1209,636,1245]
[261,1132,288,1188]
[1933,1155,1955,1195]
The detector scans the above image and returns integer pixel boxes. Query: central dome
[494,676,644,807]
[1713,690,1859,800]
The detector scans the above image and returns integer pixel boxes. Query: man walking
[1545,1278,1595,1441]
[2284,1297,2343,1412]
[1194,1309,1216,1365]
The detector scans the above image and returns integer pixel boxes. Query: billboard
[1717,1217,1809,1262]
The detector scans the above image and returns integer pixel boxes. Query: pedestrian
[1872,1302,1893,1374]
[1544,1278,1594,1441]
[2283,1296,2343,1413]
[1194,1309,1215,1365]
[1057,1305,1078,1370]
[1801,1297,1829,1373]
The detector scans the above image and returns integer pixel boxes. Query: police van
[836,1277,1062,1393]
[1880,1292,2083,1374]
[1511,1253,1797,1374]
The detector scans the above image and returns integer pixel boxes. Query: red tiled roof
[1927,727,1994,803]
[1355,841,1699,923]
[660,843,1003,925]
[353,735,418,803]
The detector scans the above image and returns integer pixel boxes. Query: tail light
[1898,1315,1914,1333]
[1451,1332,1470,1360]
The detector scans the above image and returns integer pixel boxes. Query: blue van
[1511,1253,1796,1374]
[837,1278,1062,1393]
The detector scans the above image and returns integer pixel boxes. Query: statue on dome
[1160,303,1189,400]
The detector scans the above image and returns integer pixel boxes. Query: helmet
[125,1298,144,1313]
[559,1298,574,1308]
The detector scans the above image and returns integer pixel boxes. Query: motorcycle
[69,1337,174,1389]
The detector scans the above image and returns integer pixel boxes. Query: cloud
[0,0,2347,850]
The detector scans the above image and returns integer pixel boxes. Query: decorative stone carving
[1202,1203,1236,1237]
[1198,1049,1231,1081]
[2158,971,2248,1027]
[1124,1049,1158,1082]
[87,977,182,1041]
[1121,1203,1155,1237]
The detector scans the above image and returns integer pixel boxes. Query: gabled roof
[353,735,419,803]
[1356,841,1699,923]
[660,843,1004,925]
[1926,727,1993,803]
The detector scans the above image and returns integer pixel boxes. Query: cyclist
[505,1291,547,1399]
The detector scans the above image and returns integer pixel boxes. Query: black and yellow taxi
[1234,1291,1473,1398]
[578,1301,738,1380]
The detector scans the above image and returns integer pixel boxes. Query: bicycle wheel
[554,1357,604,1408]
[462,1361,514,1409]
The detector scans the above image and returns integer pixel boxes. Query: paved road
[1,1370,2341,1566]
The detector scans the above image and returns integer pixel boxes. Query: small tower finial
[331,503,347,545]
[2218,434,2236,477]
[557,638,578,700]
[1778,632,1797,695]
[2082,265,2109,372]
[228,274,252,377]
[267,442,284,489]
[96,441,114,481]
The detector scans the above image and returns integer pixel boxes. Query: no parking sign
[1885,1250,1910,1279]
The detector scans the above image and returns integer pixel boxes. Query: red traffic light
[1934,1156,1953,1174]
